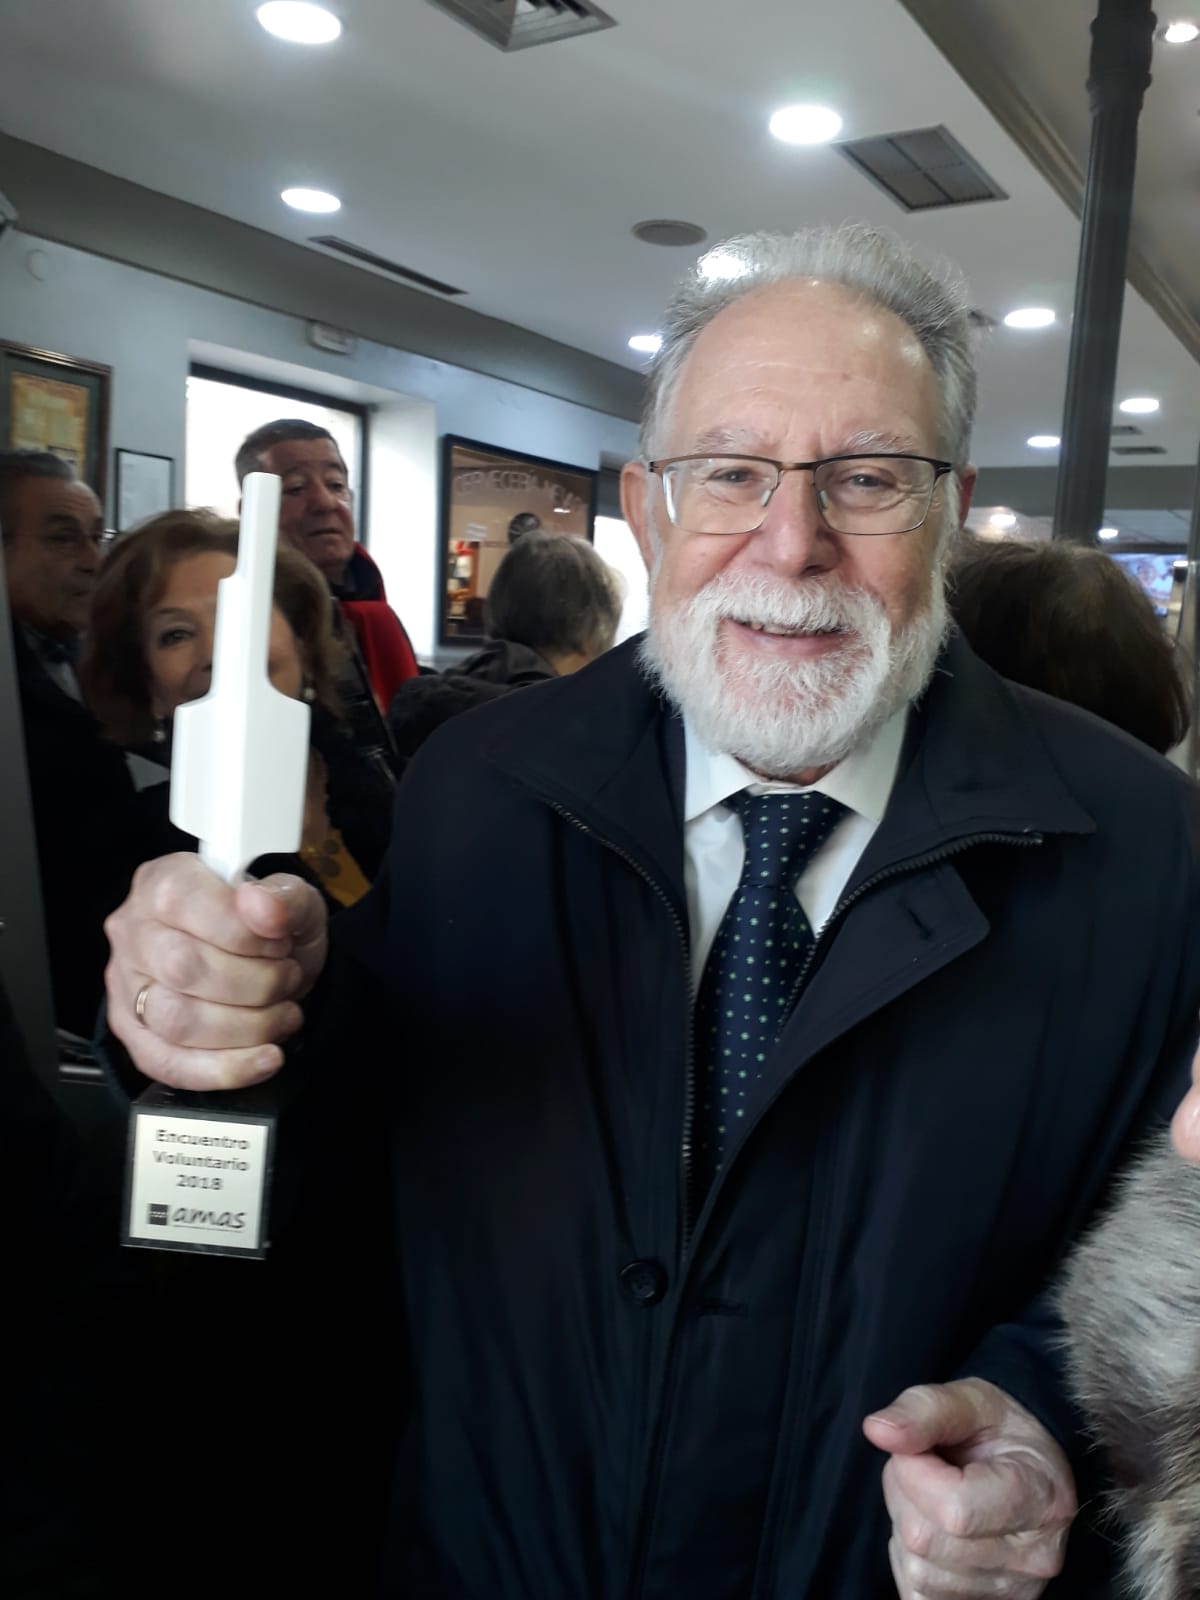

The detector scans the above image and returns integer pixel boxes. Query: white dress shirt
[683,710,907,992]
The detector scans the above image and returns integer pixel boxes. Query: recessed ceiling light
[1098,527,1120,540]
[1164,19,1199,42]
[281,186,341,214]
[257,2,342,44]
[628,334,662,355]
[768,104,843,145]
[989,511,1018,529]
[1027,434,1061,449]
[699,249,749,282]
[1119,395,1160,414]
[1003,307,1056,330]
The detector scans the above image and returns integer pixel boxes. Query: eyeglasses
[40,529,116,557]
[647,452,954,538]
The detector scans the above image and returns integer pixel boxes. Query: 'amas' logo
[171,1207,246,1231]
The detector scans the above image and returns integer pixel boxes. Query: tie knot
[727,789,846,890]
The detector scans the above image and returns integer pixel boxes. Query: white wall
[368,398,439,659]
[594,516,650,645]
[0,230,639,656]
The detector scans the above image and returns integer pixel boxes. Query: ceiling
[969,505,1191,546]
[1,0,1198,480]
[904,0,1200,352]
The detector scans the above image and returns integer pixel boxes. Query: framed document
[438,435,598,645]
[115,448,175,532]
[0,342,112,500]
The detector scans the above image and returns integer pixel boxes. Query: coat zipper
[682,827,1046,1253]
[784,828,1045,1014]
[544,802,698,1257]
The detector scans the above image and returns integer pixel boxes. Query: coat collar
[854,630,1095,875]
[481,631,1095,903]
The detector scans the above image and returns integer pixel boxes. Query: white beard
[639,566,948,778]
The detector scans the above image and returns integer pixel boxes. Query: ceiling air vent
[1111,444,1167,455]
[632,219,708,248]
[836,125,1007,212]
[425,0,617,51]
[309,236,464,295]
[1110,423,1142,436]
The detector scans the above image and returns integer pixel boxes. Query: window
[185,367,366,528]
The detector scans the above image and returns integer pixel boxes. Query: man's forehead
[18,475,102,522]
[260,437,346,474]
[684,281,928,377]
[671,281,937,440]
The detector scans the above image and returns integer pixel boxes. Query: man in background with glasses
[103,226,1199,1597]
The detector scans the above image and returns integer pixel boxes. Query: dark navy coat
[304,633,1200,1596]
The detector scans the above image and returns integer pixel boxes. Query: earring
[152,715,167,744]
[302,683,316,703]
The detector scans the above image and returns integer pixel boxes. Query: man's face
[622,280,976,778]
[255,436,355,585]
[3,476,105,639]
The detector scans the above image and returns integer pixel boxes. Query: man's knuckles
[135,854,195,916]
[1012,1527,1068,1582]
[896,1505,937,1559]
[155,928,206,994]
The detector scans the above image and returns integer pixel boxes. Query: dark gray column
[1183,435,1200,776]
[1053,0,1156,545]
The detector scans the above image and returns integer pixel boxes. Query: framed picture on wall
[0,342,112,501]
[115,448,175,532]
[439,434,598,645]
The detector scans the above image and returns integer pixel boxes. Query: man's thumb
[239,874,324,944]
[862,1379,1001,1457]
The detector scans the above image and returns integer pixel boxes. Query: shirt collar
[683,705,908,826]
[20,622,76,666]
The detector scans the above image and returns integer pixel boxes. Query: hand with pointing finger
[863,1377,1076,1599]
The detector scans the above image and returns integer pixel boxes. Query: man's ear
[956,465,978,528]
[621,461,655,573]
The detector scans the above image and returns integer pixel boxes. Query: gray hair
[485,532,622,661]
[640,223,978,471]
[0,449,78,544]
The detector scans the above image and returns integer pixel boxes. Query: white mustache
[691,572,883,637]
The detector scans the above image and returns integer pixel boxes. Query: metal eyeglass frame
[646,451,955,537]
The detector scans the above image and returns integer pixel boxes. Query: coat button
[618,1259,667,1306]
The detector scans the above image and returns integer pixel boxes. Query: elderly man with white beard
[100,224,1200,1598]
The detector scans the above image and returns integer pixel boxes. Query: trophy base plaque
[123,1084,276,1259]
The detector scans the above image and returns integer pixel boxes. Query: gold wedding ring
[134,982,153,1027]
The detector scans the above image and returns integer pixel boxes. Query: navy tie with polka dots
[692,789,847,1203]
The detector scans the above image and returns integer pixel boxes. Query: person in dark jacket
[235,419,417,772]
[387,529,622,772]
[951,534,1189,754]
[101,224,1200,1598]
[0,973,145,1598]
[1,450,146,1036]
